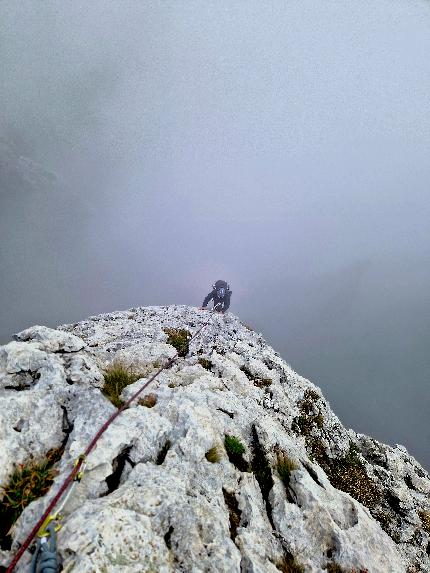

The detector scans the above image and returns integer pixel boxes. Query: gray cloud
[1,0,429,469]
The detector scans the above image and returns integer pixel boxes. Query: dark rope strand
[6,305,221,572]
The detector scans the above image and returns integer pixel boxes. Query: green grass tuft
[205,446,221,463]
[198,358,213,371]
[163,328,191,357]
[102,361,145,408]
[0,447,63,547]
[275,451,299,487]
[224,435,249,472]
[225,435,246,456]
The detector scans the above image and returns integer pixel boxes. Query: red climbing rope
[6,305,221,572]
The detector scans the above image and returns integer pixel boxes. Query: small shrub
[102,362,145,408]
[276,451,299,487]
[0,448,63,547]
[163,328,191,357]
[294,412,323,434]
[418,509,430,533]
[205,446,221,463]
[138,393,157,408]
[372,507,394,535]
[305,437,327,467]
[326,443,380,509]
[198,358,213,371]
[305,388,320,401]
[292,389,324,436]
[298,435,380,513]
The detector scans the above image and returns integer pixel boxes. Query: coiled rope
[6,304,222,572]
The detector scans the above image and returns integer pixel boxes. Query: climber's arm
[202,291,214,308]
[222,292,231,313]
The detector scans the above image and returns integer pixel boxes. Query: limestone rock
[0,305,428,573]
[13,325,85,353]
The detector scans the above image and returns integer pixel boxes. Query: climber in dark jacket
[199,280,232,313]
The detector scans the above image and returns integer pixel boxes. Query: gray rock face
[0,305,429,572]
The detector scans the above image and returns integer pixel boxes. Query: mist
[1,1,429,470]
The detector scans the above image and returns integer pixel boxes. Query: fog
[1,1,429,470]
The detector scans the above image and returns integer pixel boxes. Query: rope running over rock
[6,304,222,572]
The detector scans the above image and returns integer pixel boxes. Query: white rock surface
[0,305,428,572]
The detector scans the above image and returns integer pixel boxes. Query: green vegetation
[163,328,191,357]
[292,388,380,512]
[275,451,299,488]
[295,411,324,433]
[327,443,380,509]
[0,447,63,548]
[138,393,157,408]
[205,446,221,463]
[304,437,327,467]
[292,388,324,435]
[306,439,380,510]
[370,507,395,537]
[224,435,249,472]
[102,361,145,408]
[292,389,327,468]
[225,435,245,456]
[198,358,213,371]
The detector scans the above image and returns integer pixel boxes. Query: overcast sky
[1,1,429,471]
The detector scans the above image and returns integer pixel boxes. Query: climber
[199,280,232,314]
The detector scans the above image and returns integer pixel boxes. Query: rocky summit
[0,305,429,573]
